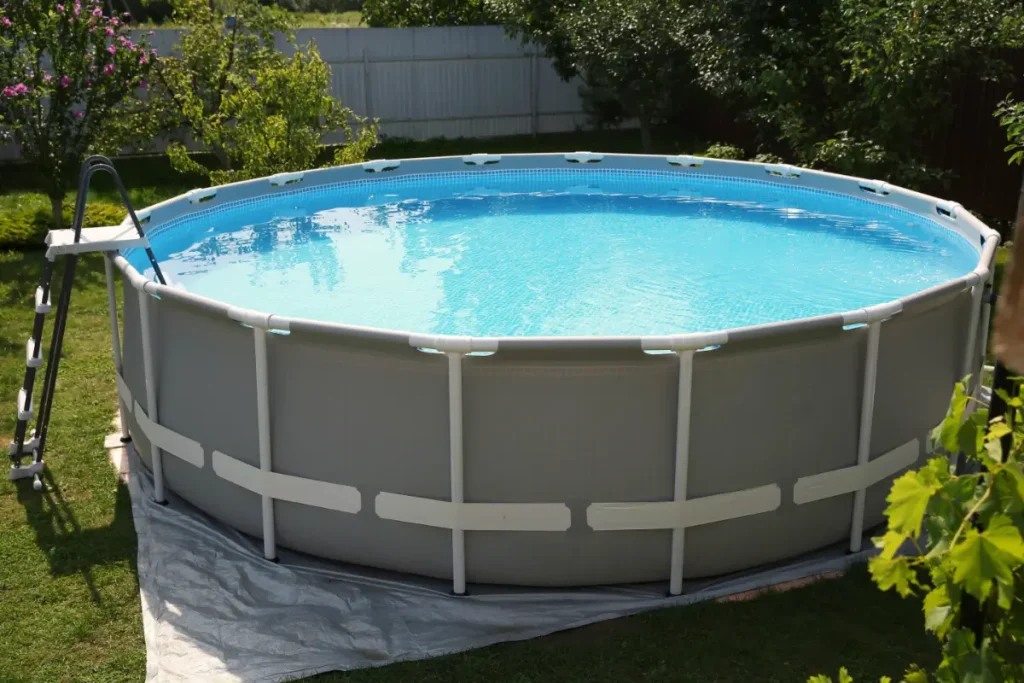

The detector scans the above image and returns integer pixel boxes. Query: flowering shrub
[0,0,156,228]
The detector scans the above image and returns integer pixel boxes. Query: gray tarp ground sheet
[129,447,875,683]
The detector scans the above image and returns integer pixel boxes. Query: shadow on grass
[13,466,138,605]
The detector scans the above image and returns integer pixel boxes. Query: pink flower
[103,64,115,75]
[148,30,155,36]
[139,54,148,64]
[60,76,71,88]
[139,79,148,89]
[106,27,114,35]
[107,44,116,54]
[3,83,30,97]
[57,4,64,11]
[75,110,84,118]
[73,2,81,16]
[0,16,10,27]
[150,48,157,57]
[43,73,52,83]
[92,7,102,15]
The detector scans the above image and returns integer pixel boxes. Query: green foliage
[815,377,1024,682]
[362,0,495,27]
[996,98,1024,167]
[155,0,377,185]
[0,0,157,225]
[0,196,127,248]
[702,143,745,160]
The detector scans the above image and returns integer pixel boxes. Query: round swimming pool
[110,153,998,594]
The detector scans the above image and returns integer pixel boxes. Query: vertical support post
[976,273,995,396]
[362,48,374,122]
[962,280,985,386]
[529,52,539,136]
[138,291,164,503]
[253,325,276,561]
[104,255,129,441]
[850,321,882,552]
[447,351,466,595]
[669,349,695,596]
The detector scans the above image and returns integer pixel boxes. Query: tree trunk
[992,167,1024,372]
[49,193,64,231]
[638,113,653,153]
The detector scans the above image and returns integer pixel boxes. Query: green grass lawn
[0,130,989,680]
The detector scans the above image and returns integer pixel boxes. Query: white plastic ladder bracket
[17,388,32,421]
[35,287,51,314]
[45,224,150,258]
[25,339,42,368]
[9,459,44,481]
[269,171,305,186]
[858,179,891,196]
[8,431,39,456]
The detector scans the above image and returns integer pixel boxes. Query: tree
[0,0,157,228]
[153,0,377,185]
[492,0,693,152]
[681,0,1024,185]
[362,0,497,27]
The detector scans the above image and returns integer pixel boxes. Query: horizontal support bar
[408,334,499,353]
[565,151,603,163]
[666,154,703,168]
[587,484,781,531]
[133,400,204,468]
[269,171,305,186]
[362,159,400,173]
[376,492,572,531]
[794,438,919,505]
[841,300,902,325]
[640,331,729,352]
[212,451,361,514]
[227,307,290,330]
[462,153,502,165]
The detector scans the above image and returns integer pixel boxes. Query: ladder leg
[9,257,56,466]
[33,254,79,465]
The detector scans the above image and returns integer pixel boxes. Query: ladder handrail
[71,154,166,285]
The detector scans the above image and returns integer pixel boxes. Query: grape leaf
[950,516,1024,600]
[886,469,940,535]
[923,585,953,636]
[869,555,919,596]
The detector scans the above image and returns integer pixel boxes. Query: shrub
[702,143,745,160]
[0,196,127,248]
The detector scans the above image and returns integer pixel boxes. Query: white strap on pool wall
[586,484,782,531]
[115,373,133,411]
[375,493,571,531]
[792,438,920,505]
[132,400,204,468]
[212,451,362,514]
[138,292,166,502]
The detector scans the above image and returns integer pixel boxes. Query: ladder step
[9,431,39,456]
[16,388,32,422]
[35,287,51,314]
[25,338,42,368]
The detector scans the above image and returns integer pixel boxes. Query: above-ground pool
[110,153,999,595]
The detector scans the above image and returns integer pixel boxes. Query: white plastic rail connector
[666,155,703,168]
[640,331,729,352]
[362,159,401,173]
[227,306,289,331]
[858,179,891,196]
[269,171,305,186]
[935,200,961,219]
[186,187,217,205]
[763,163,802,178]
[25,339,42,369]
[841,300,903,326]
[564,151,604,163]
[34,286,51,314]
[408,334,499,354]
[462,153,502,165]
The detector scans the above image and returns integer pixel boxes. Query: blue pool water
[129,170,980,337]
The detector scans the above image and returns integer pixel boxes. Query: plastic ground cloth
[128,447,874,683]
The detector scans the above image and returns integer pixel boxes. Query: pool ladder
[8,156,165,490]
